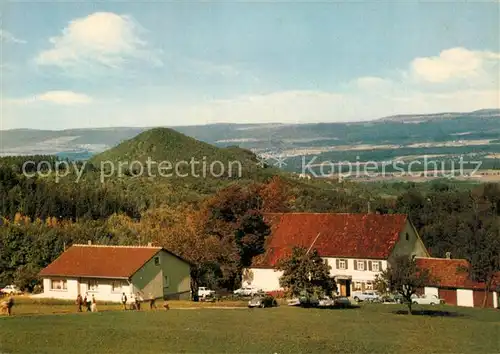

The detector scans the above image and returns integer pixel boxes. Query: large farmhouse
[245,213,429,296]
[38,244,191,302]
[416,257,499,308]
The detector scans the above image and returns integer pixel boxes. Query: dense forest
[1,148,499,294]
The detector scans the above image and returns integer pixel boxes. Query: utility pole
[302,233,322,298]
[306,233,321,256]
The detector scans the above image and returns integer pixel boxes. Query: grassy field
[1,301,499,354]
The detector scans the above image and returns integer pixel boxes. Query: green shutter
[364,260,368,271]
[379,261,382,270]
[345,259,348,269]
[368,261,372,271]
[354,260,357,270]
[336,259,340,269]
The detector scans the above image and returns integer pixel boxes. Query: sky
[1,1,499,130]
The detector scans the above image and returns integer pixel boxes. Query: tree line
[0,155,498,299]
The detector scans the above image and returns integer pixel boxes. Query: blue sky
[2,1,499,130]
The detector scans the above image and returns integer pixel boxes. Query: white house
[243,213,430,296]
[38,243,192,302]
[416,257,499,308]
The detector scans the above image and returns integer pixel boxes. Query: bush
[13,265,40,293]
[261,295,278,308]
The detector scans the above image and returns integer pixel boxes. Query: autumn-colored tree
[201,185,270,289]
[258,176,294,212]
[138,205,231,299]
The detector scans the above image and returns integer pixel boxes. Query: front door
[339,281,347,296]
[345,280,351,297]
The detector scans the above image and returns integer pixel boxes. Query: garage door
[473,290,494,308]
[438,288,457,305]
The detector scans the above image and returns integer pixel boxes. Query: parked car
[287,298,301,306]
[298,294,320,307]
[318,296,335,307]
[248,294,278,308]
[0,285,21,295]
[197,287,216,298]
[352,291,380,302]
[411,294,444,305]
[234,286,261,297]
[334,296,352,308]
[381,294,404,304]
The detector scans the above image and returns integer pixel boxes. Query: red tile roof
[39,245,164,279]
[252,213,409,267]
[416,257,500,290]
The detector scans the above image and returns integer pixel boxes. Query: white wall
[41,277,131,302]
[324,258,387,284]
[246,257,386,293]
[456,289,474,307]
[244,268,283,291]
[89,280,131,302]
[42,278,79,300]
[424,287,439,297]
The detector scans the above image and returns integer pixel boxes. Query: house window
[406,233,409,241]
[339,259,346,270]
[111,280,124,293]
[88,279,98,291]
[353,282,362,291]
[357,260,365,271]
[372,261,380,272]
[50,279,67,291]
[154,257,160,266]
[365,281,374,290]
[164,276,170,288]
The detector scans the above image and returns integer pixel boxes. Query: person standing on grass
[129,293,136,310]
[121,292,128,310]
[6,296,14,316]
[76,294,83,312]
[135,292,143,310]
[91,294,98,312]
[149,293,157,310]
[83,294,91,312]
[163,299,170,311]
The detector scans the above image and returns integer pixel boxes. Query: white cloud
[354,76,393,90]
[5,46,499,129]
[410,47,500,83]
[7,91,92,105]
[35,12,161,71]
[196,91,346,124]
[0,29,26,44]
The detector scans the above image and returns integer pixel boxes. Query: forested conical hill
[90,127,261,177]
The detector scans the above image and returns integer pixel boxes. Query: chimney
[147,242,153,247]
[445,252,451,259]
[88,240,92,245]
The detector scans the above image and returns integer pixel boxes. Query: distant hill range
[1,109,499,160]
[379,109,500,123]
